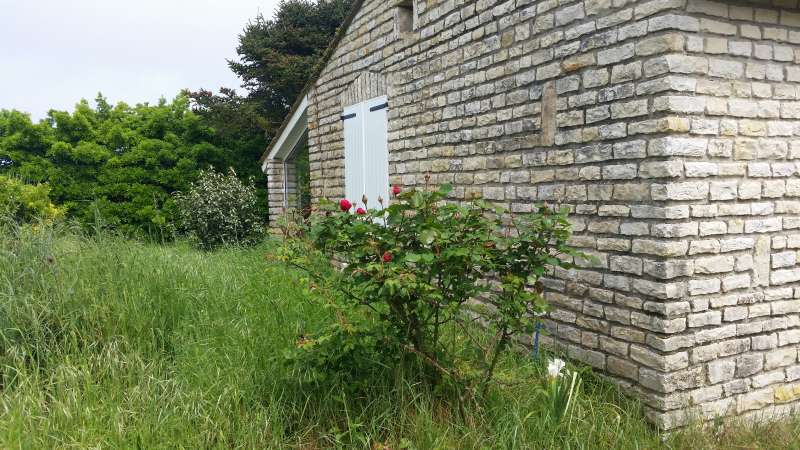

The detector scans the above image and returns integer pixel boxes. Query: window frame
[395,0,417,36]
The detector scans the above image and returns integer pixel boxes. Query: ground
[1,223,799,449]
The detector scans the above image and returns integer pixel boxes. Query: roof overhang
[258,0,366,169]
[260,95,309,173]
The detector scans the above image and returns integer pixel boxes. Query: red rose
[339,199,352,211]
[382,251,393,262]
[356,207,366,215]
[391,185,401,196]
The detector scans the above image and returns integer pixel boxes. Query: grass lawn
[1,223,799,449]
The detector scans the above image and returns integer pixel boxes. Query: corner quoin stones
[265,0,800,430]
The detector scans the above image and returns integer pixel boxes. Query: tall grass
[0,221,798,448]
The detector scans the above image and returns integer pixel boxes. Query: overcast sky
[0,0,280,120]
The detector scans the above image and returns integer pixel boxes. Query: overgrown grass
[1,222,798,448]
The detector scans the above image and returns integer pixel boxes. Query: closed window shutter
[363,96,389,210]
[343,96,389,210]
[342,103,363,204]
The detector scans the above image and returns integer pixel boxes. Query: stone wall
[290,0,800,429]
[630,0,800,428]
[264,158,287,222]
[266,157,302,225]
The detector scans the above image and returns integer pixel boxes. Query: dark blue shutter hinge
[369,102,389,112]
[341,113,356,120]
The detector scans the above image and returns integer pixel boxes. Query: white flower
[547,358,566,378]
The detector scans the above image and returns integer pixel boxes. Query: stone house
[260,0,800,429]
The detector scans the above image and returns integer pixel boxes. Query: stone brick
[708,359,736,384]
[689,279,721,296]
[688,311,722,327]
[752,370,785,388]
[695,256,735,274]
[597,43,635,66]
[632,240,688,257]
[737,388,774,413]
[631,345,689,372]
[736,354,764,377]
[765,348,798,370]
[607,356,638,380]
[651,182,709,201]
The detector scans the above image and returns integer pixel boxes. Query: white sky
[0,0,280,120]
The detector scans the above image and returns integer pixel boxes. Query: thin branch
[285,260,380,315]
[480,326,509,397]
[454,317,489,355]
[402,340,470,421]
[401,344,460,381]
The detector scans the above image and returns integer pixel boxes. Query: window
[396,0,415,34]
[342,96,389,210]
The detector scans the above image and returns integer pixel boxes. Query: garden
[4,0,800,445]
[1,174,799,449]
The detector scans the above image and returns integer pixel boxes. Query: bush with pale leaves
[175,168,263,249]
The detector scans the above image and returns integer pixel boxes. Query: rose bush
[274,182,583,403]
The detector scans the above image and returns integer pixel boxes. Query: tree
[186,0,353,165]
[230,0,352,122]
[0,95,251,236]
[1,0,355,235]
[185,87,269,200]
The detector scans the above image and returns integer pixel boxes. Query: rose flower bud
[339,199,352,211]
[391,185,401,196]
[356,207,366,215]
[382,251,393,262]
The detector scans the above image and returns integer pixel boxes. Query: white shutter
[342,102,363,204]
[363,96,389,210]
[342,96,389,210]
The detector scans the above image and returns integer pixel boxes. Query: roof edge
[261,95,309,172]
[258,0,367,164]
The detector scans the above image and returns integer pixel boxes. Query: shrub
[0,175,64,223]
[174,168,264,248]
[275,181,583,404]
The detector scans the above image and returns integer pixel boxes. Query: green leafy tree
[1,0,354,234]
[229,0,352,121]
[184,87,269,207]
[0,95,257,236]
[186,0,353,207]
